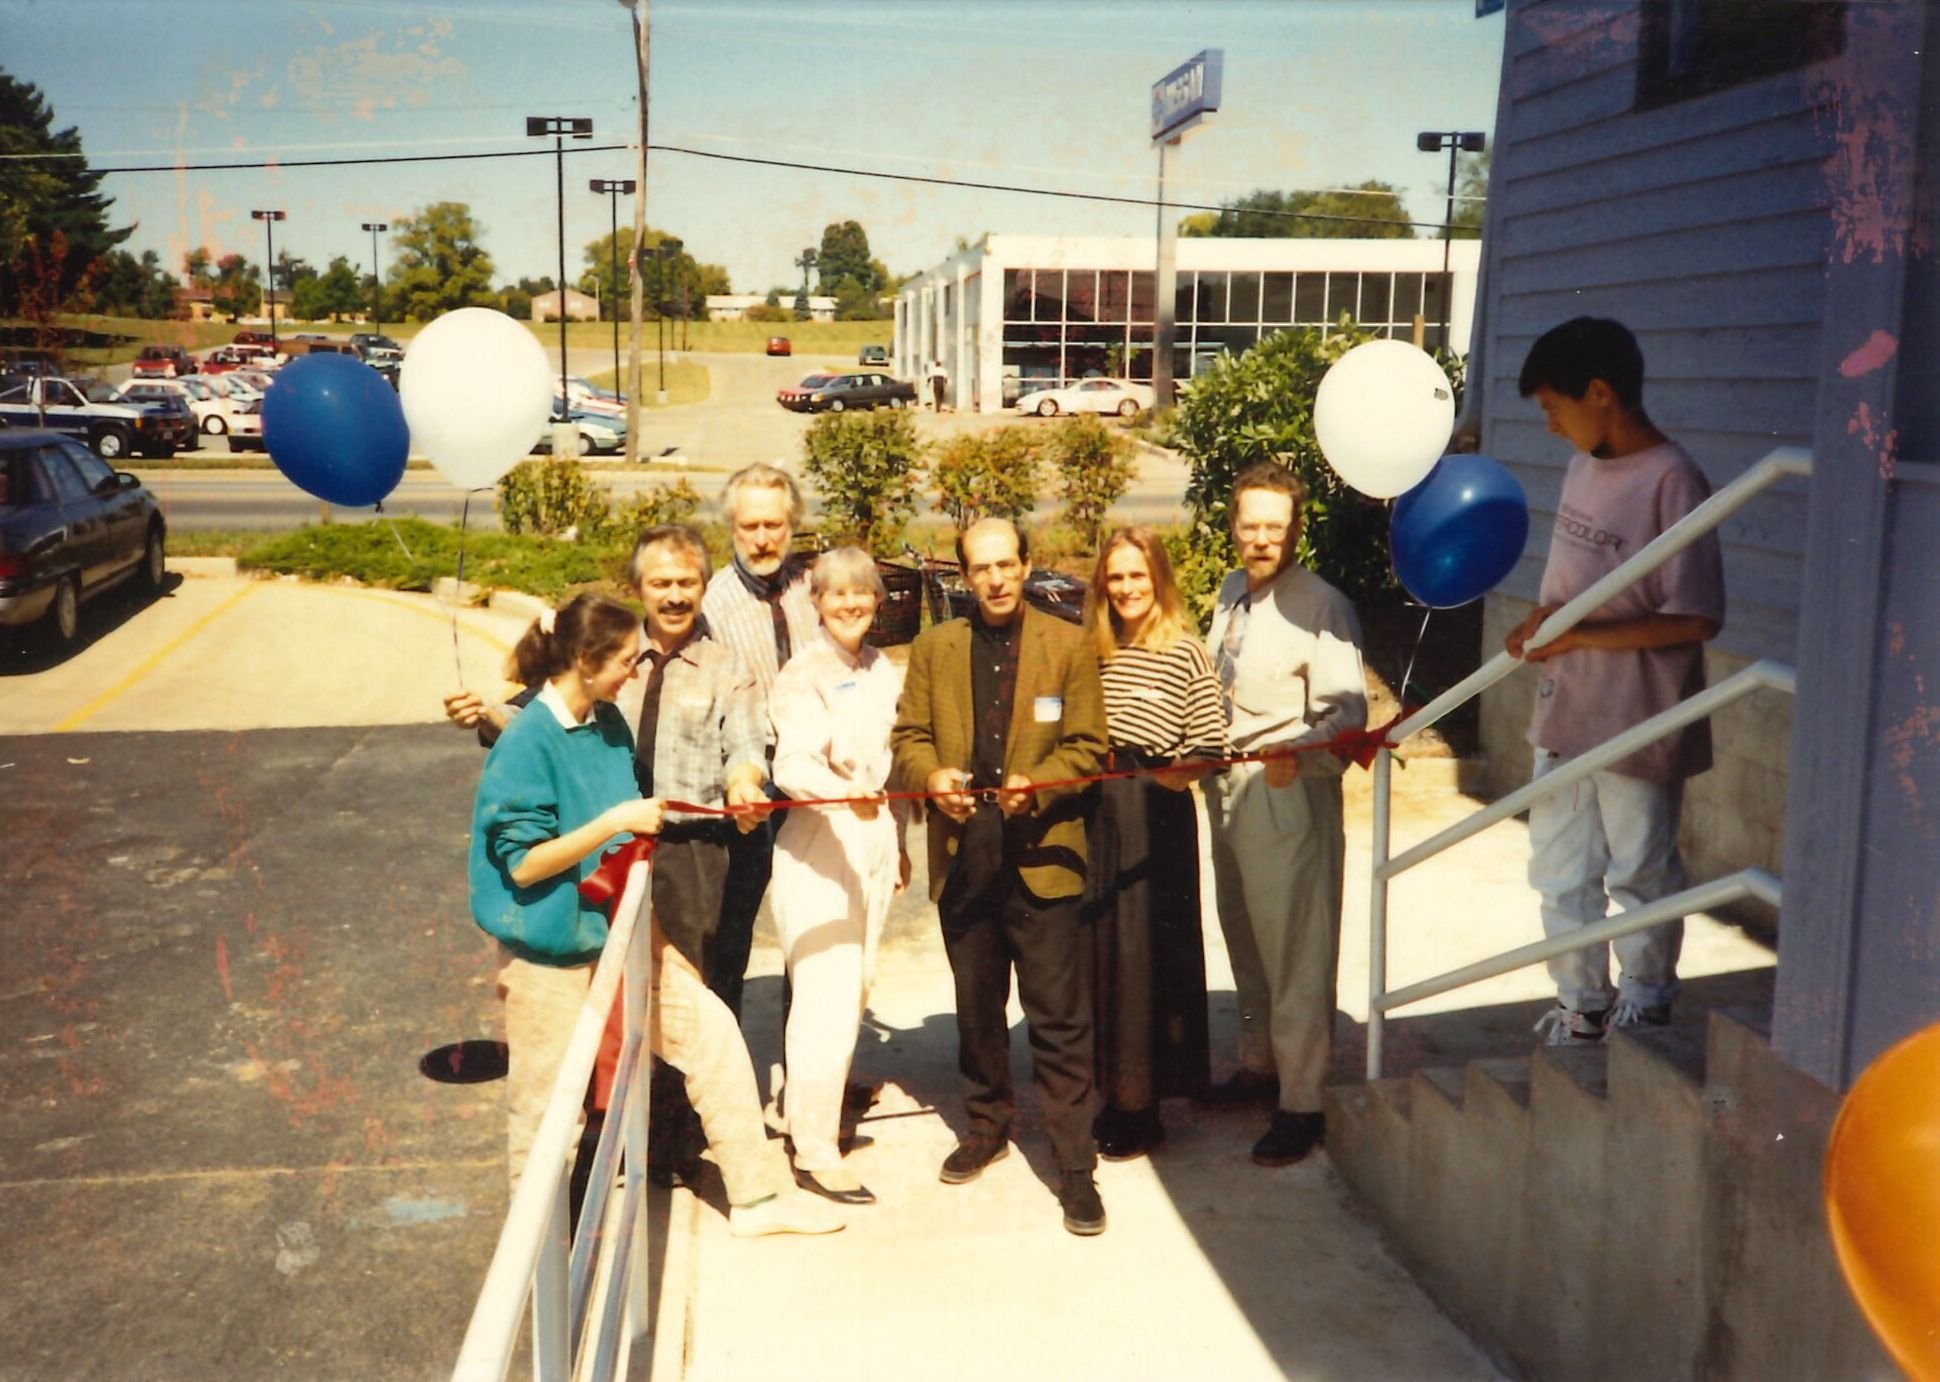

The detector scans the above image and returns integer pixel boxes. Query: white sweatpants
[1526,749,1686,1013]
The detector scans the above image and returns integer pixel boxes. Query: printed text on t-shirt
[1552,504,1626,555]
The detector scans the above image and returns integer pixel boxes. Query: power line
[4,140,1477,234]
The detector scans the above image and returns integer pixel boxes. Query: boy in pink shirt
[1506,317,1725,1044]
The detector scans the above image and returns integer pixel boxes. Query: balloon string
[451,491,471,687]
[1398,605,1432,709]
[384,516,414,560]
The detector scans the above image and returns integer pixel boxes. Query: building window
[1636,0,1843,108]
[1263,272,1294,322]
[1099,271,1129,322]
[1294,273,1327,323]
[1228,272,1262,325]
[1032,270,1064,322]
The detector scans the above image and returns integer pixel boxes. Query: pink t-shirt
[1526,441,1724,783]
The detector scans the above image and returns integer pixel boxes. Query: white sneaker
[1604,998,1672,1037]
[727,1187,847,1239]
[1533,1004,1608,1046]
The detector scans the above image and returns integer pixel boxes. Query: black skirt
[1083,750,1211,1109]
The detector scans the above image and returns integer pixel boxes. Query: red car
[131,344,197,379]
[765,336,792,357]
[776,372,839,411]
[233,330,276,347]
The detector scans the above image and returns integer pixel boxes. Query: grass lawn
[584,359,709,406]
[23,314,892,367]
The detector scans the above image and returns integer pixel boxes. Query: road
[132,346,1197,532]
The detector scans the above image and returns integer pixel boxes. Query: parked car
[226,395,265,452]
[857,343,889,366]
[114,383,201,452]
[1014,377,1154,418]
[0,429,167,649]
[765,336,792,356]
[0,352,61,377]
[233,330,276,347]
[777,371,917,413]
[170,376,245,436]
[348,332,403,388]
[530,405,627,457]
[0,375,177,460]
[131,344,198,379]
[201,345,282,376]
[563,376,626,417]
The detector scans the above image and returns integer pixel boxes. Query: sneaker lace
[1532,1006,1576,1045]
[1606,998,1651,1030]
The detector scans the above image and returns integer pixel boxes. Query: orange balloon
[1825,1021,1940,1381]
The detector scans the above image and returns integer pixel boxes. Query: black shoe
[1096,1107,1165,1162]
[1058,1169,1107,1236]
[843,1079,884,1113]
[938,1135,1010,1184]
[1252,1110,1325,1167]
[1200,1069,1278,1105]
[793,1166,876,1206]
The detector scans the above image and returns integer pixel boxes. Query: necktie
[1216,592,1252,693]
[634,648,672,796]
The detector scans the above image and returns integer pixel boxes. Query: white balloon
[1312,339,1456,499]
[400,308,555,490]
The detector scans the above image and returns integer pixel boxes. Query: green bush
[590,477,702,544]
[235,518,627,604]
[1041,415,1136,553]
[1173,323,1469,605]
[1161,526,1227,632]
[800,408,922,555]
[496,459,610,537]
[927,426,1042,529]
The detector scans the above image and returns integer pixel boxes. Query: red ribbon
[655,713,1407,819]
[577,833,658,910]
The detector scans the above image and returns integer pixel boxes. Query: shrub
[800,408,922,555]
[1042,414,1136,552]
[496,458,610,537]
[743,302,792,323]
[927,426,1042,529]
[590,478,702,544]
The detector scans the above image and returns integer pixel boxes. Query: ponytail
[505,593,638,686]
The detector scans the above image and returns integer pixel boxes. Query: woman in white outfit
[770,547,911,1205]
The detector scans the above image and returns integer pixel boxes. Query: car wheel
[889,396,905,409]
[1037,398,1058,417]
[203,414,227,435]
[830,399,845,413]
[140,524,166,591]
[93,426,130,461]
[45,575,80,649]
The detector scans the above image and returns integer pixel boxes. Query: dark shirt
[968,609,1022,791]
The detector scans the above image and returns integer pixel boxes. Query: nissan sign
[1150,49,1223,143]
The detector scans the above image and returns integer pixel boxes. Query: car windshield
[799,373,836,388]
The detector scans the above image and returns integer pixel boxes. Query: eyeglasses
[1235,522,1291,541]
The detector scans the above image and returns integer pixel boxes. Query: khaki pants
[497,931,790,1205]
[1204,764,1346,1114]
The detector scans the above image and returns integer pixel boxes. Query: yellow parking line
[54,583,260,732]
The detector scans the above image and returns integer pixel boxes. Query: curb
[488,589,552,622]
[170,556,239,578]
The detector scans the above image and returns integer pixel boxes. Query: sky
[4,0,1506,296]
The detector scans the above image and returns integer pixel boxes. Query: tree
[800,409,922,555]
[91,249,180,319]
[388,201,496,321]
[315,255,364,320]
[183,248,213,287]
[1450,149,1489,240]
[0,70,131,314]
[928,428,1042,529]
[817,220,884,294]
[290,275,329,322]
[1182,184,1415,239]
[209,253,261,321]
[1043,416,1137,552]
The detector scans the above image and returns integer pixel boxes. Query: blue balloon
[262,353,409,507]
[1389,454,1531,608]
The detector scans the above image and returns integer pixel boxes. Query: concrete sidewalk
[0,570,1773,1380]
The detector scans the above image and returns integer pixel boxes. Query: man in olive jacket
[892,517,1110,1235]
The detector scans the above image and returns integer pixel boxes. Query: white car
[120,376,241,437]
[1014,377,1154,418]
[531,405,627,457]
[564,376,626,417]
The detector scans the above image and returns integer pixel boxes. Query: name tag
[834,680,858,694]
[1033,695,1062,724]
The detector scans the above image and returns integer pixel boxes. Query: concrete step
[1324,1077,1412,1230]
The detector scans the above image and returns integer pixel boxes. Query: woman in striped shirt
[1081,526,1227,1160]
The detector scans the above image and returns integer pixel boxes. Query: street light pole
[1415,129,1485,354]
[656,236,682,404]
[589,179,636,389]
[527,116,593,430]
[360,221,388,331]
[250,209,285,351]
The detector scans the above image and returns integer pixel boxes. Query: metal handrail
[453,858,655,1382]
[1365,447,1810,1079]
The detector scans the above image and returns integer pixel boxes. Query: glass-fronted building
[895,234,1481,412]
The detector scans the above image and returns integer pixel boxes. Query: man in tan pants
[1201,464,1366,1167]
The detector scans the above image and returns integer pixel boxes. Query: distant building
[706,293,837,322]
[174,286,215,323]
[531,288,599,323]
[895,234,1481,412]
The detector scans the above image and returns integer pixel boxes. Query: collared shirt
[1205,562,1366,770]
[616,631,766,815]
[968,609,1022,790]
[535,678,587,730]
[700,553,822,706]
[769,631,904,810]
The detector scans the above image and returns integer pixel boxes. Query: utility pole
[1416,129,1486,354]
[526,115,593,446]
[590,179,637,388]
[361,221,388,331]
[622,0,649,465]
[250,209,285,351]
